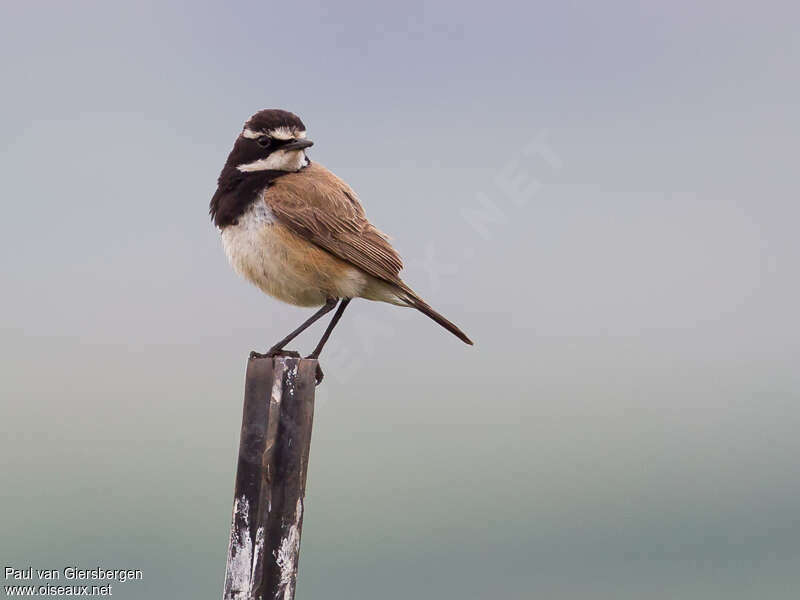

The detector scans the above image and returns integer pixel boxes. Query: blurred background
[2,1,799,598]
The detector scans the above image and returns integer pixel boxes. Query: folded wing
[264,162,404,285]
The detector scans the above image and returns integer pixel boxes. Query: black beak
[282,138,314,151]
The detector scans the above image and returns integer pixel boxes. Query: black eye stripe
[255,136,294,148]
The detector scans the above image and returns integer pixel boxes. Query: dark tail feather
[402,290,473,345]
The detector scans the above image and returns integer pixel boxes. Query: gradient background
[2,2,799,598]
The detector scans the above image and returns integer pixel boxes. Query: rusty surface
[223,356,317,600]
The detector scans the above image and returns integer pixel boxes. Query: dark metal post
[223,356,318,600]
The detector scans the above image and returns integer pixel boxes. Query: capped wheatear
[210,109,472,378]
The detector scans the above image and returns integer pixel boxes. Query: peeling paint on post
[223,356,317,600]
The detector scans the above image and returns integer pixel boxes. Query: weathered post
[223,356,318,600]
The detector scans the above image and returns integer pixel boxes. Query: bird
[210,109,472,380]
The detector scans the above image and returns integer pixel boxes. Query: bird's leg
[307,298,351,360]
[303,299,352,385]
[250,297,338,359]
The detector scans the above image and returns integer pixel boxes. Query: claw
[314,363,324,385]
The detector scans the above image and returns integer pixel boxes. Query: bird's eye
[256,136,271,147]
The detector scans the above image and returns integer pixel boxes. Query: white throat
[237,150,309,173]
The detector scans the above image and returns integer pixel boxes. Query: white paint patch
[252,527,265,584]
[225,496,265,599]
[237,149,309,172]
[242,127,307,140]
[285,361,298,397]
[270,361,284,406]
[274,498,303,600]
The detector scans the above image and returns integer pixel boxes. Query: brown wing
[263,162,404,284]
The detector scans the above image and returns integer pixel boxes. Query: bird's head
[225,109,313,173]
[211,109,313,228]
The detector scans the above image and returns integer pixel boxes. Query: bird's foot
[249,348,301,360]
[302,354,325,386]
[313,363,324,385]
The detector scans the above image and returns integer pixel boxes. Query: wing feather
[263,163,404,284]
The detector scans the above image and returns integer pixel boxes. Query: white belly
[220,199,368,306]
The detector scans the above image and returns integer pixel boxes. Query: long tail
[400,287,473,345]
